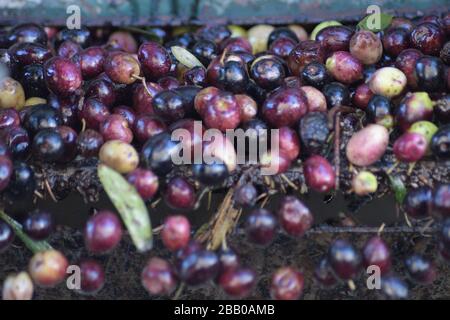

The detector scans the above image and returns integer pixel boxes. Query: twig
[172,283,186,301]
[334,111,342,190]
[44,179,58,203]
[306,225,437,234]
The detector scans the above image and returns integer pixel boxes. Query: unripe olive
[0,77,25,110]
[346,124,389,167]
[368,67,407,98]
[352,171,378,196]
[99,140,139,174]
[24,97,47,107]
[228,25,248,38]
[247,25,274,54]
[288,25,308,41]
[310,21,342,40]
[408,121,438,146]
[29,250,69,287]
[2,272,34,300]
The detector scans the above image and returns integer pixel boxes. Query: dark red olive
[57,40,81,59]
[262,87,308,128]
[382,28,410,57]
[99,114,133,143]
[270,37,297,59]
[161,215,191,252]
[352,83,374,110]
[76,129,104,158]
[8,23,48,45]
[250,56,285,90]
[245,208,277,246]
[0,108,20,130]
[405,254,436,285]
[79,260,105,294]
[44,57,82,97]
[403,187,433,219]
[85,78,116,107]
[434,184,450,218]
[23,210,53,240]
[219,267,256,298]
[325,51,363,84]
[270,267,304,300]
[316,26,354,54]
[138,42,172,80]
[410,22,445,56]
[362,236,391,275]
[303,155,335,193]
[132,81,162,115]
[57,125,78,162]
[200,91,240,131]
[288,40,326,76]
[220,37,253,53]
[133,115,166,143]
[73,46,106,79]
[328,239,362,280]
[126,168,158,201]
[84,210,123,254]
[393,132,427,162]
[78,98,110,130]
[8,42,52,67]
[157,76,180,90]
[277,196,313,237]
[314,258,337,287]
[415,55,445,92]
[178,250,220,286]
[164,177,196,210]
[141,257,177,296]
[104,51,140,85]
[183,66,206,87]
[395,49,423,90]
[112,105,136,127]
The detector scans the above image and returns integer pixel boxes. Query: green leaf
[387,174,407,204]
[358,13,393,32]
[98,164,153,252]
[0,210,52,253]
[171,46,205,69]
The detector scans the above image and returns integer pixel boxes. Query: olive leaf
[0,210,52,253]
[387,174,407,204]
[98,164,153,252]
[357,13,393,33]
[171,46,205,69]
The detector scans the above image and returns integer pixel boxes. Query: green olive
[352,171,378,196]
[368,67,407,98]
[408,121,438,145]
[288,24,308,41]
[310,20,342,40]
[0,77,25,110]
[99,140,139,174]
[228,25,248,38]
[247,24,275,54]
